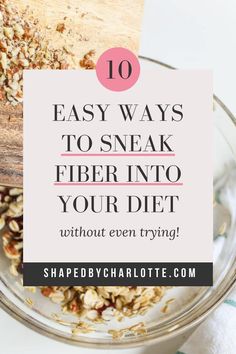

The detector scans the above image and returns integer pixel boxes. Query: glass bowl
[0,57,236,349]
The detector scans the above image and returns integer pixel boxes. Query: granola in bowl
[0,185,167,325]
[0,56,235,346]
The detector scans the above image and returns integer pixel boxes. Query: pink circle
[96,47,140,92]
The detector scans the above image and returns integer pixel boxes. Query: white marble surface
[1,0,236,353]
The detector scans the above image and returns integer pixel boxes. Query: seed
[9,188,23,196]
[9,220,20,232]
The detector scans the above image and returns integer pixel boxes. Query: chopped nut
[0,0,71,105]
[56,23,66,33]
[80,50,96,70]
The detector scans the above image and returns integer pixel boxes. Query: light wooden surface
[0,0,144,186]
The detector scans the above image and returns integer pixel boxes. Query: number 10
[107,60,132,80]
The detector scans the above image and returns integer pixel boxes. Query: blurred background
[140,0,236,115]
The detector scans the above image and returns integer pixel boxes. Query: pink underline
[54,182,183,186]
[60,153,175,157]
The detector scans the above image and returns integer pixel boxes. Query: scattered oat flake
[161,298,175,313]
[166,298,175,305]
[108,322,146,339]
[72,322,94,335]
[25,286,36,293]
[161,304,169,313]
[25,298,33,307]
[51,313,61,321]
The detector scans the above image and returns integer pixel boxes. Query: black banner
[23,262,213,286]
